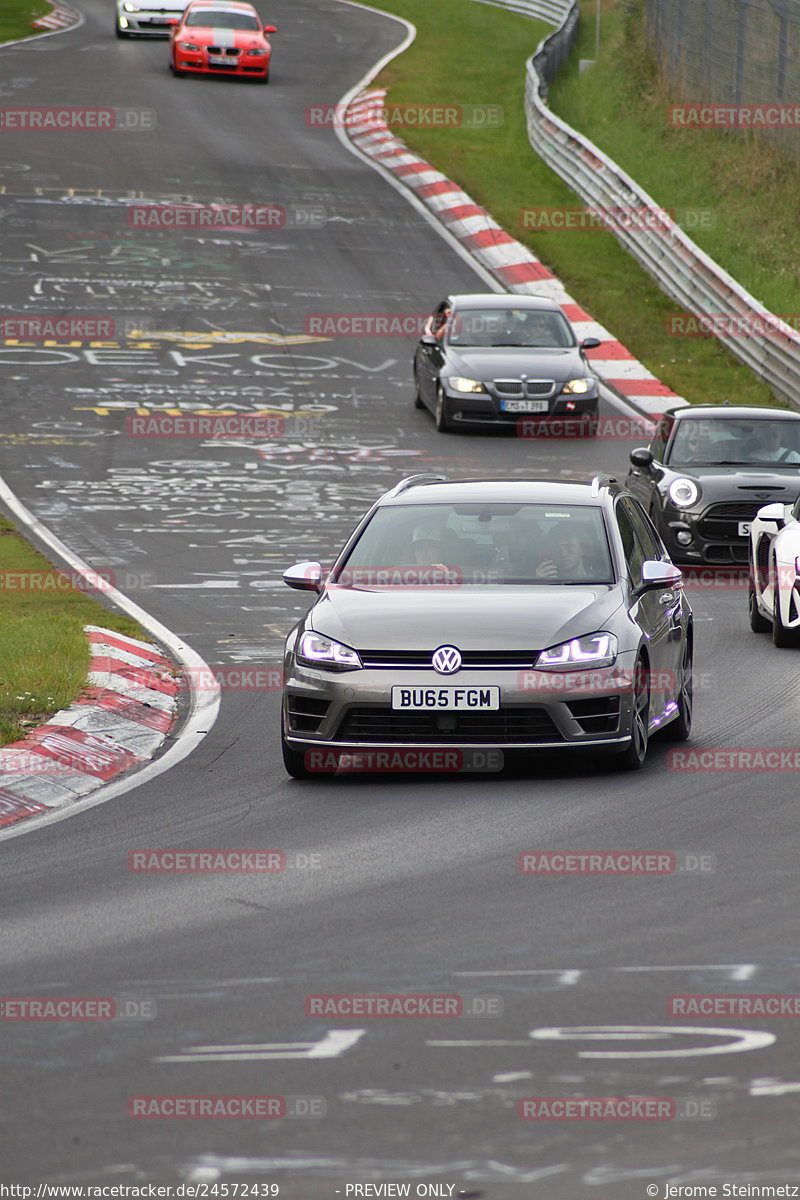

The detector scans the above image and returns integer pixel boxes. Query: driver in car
[750,424,800,464]
[534,527,596,581]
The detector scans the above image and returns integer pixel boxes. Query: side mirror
[756,502,787,527]
[630,447,654,469]
[283,561,323,592]
[581,337,601,350]
[640,560,683,591]
[263,24,277,32]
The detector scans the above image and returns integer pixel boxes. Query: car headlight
[177,41,200,49]
[668,477,700,508]
[561,378,592,394]
[245,47,267,55]
[297,631,362,671]
[535,632,618,671]
[447,377,486,394]
[123,2,138,10]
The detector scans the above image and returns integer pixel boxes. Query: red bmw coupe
[170,0,276,83]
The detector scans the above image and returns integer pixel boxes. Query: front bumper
[661,506,752,565]
[283,658,640,758]
[441,384,598,429]
[118,13,179,34]
[174,50,270,76]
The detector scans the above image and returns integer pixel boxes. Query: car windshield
[446,308,575,349]
[333,503,614,586]
[669,418,800,466]
[184,9,260,27]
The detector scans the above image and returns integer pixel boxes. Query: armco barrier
[472,0,800,408]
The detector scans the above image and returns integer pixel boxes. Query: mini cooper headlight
[561,378,592,394]
[448,377,486,394]
[668,477,700,508]
[297,631,362,671]
[535,632,618,671]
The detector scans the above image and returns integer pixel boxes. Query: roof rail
[590,473,618,497]
[384,473,448,498]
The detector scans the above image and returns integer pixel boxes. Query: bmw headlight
[298,631,362,671]
[668,477,700,508]
[178,41,200,49]
[535,632,618,671]
[245,48,267,55]
[447,377,486,394]
[561,378,593,394]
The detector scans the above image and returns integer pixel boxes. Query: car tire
[413,373,425,410]
[612,656,650,769]
[749,585,770,633]
[281,724,311,779]
[434,385,452,433]
[772,562,799,647]
[658,641,692,742]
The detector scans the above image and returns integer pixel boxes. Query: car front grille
[333,706,563,744]
[697,502,763,542]
[207,46,241,55]
[357,650,538,670]
[494,379,556,398]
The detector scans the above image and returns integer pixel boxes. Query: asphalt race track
[1,1,800,1195]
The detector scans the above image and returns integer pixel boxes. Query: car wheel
[748,585,770,633]
[772,562,799,647]
[413,373,425,410]
[434,385,452,433]
[659,640,692,742]
[613,657,650,769]
[281,723,311,779]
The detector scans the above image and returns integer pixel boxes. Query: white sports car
[749,495,800,646]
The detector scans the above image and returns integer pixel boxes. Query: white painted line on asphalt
[0,473,221,843]
[155,1029,366,1062]
[530,1025,776,1057]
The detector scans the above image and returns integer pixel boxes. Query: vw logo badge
[432,645,462,675]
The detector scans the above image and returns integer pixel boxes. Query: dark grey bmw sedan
[413,293,601,433]
[281,476,693,777]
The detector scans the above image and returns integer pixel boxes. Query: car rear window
[333,503,614,586]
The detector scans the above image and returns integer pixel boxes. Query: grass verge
[0,517,146,746]
[0,0,52,42]
[365,0,777,406]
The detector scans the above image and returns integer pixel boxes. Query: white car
[749,494,800,646]
[116,0,185,37]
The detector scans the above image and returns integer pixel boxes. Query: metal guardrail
[469,0,800,407]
